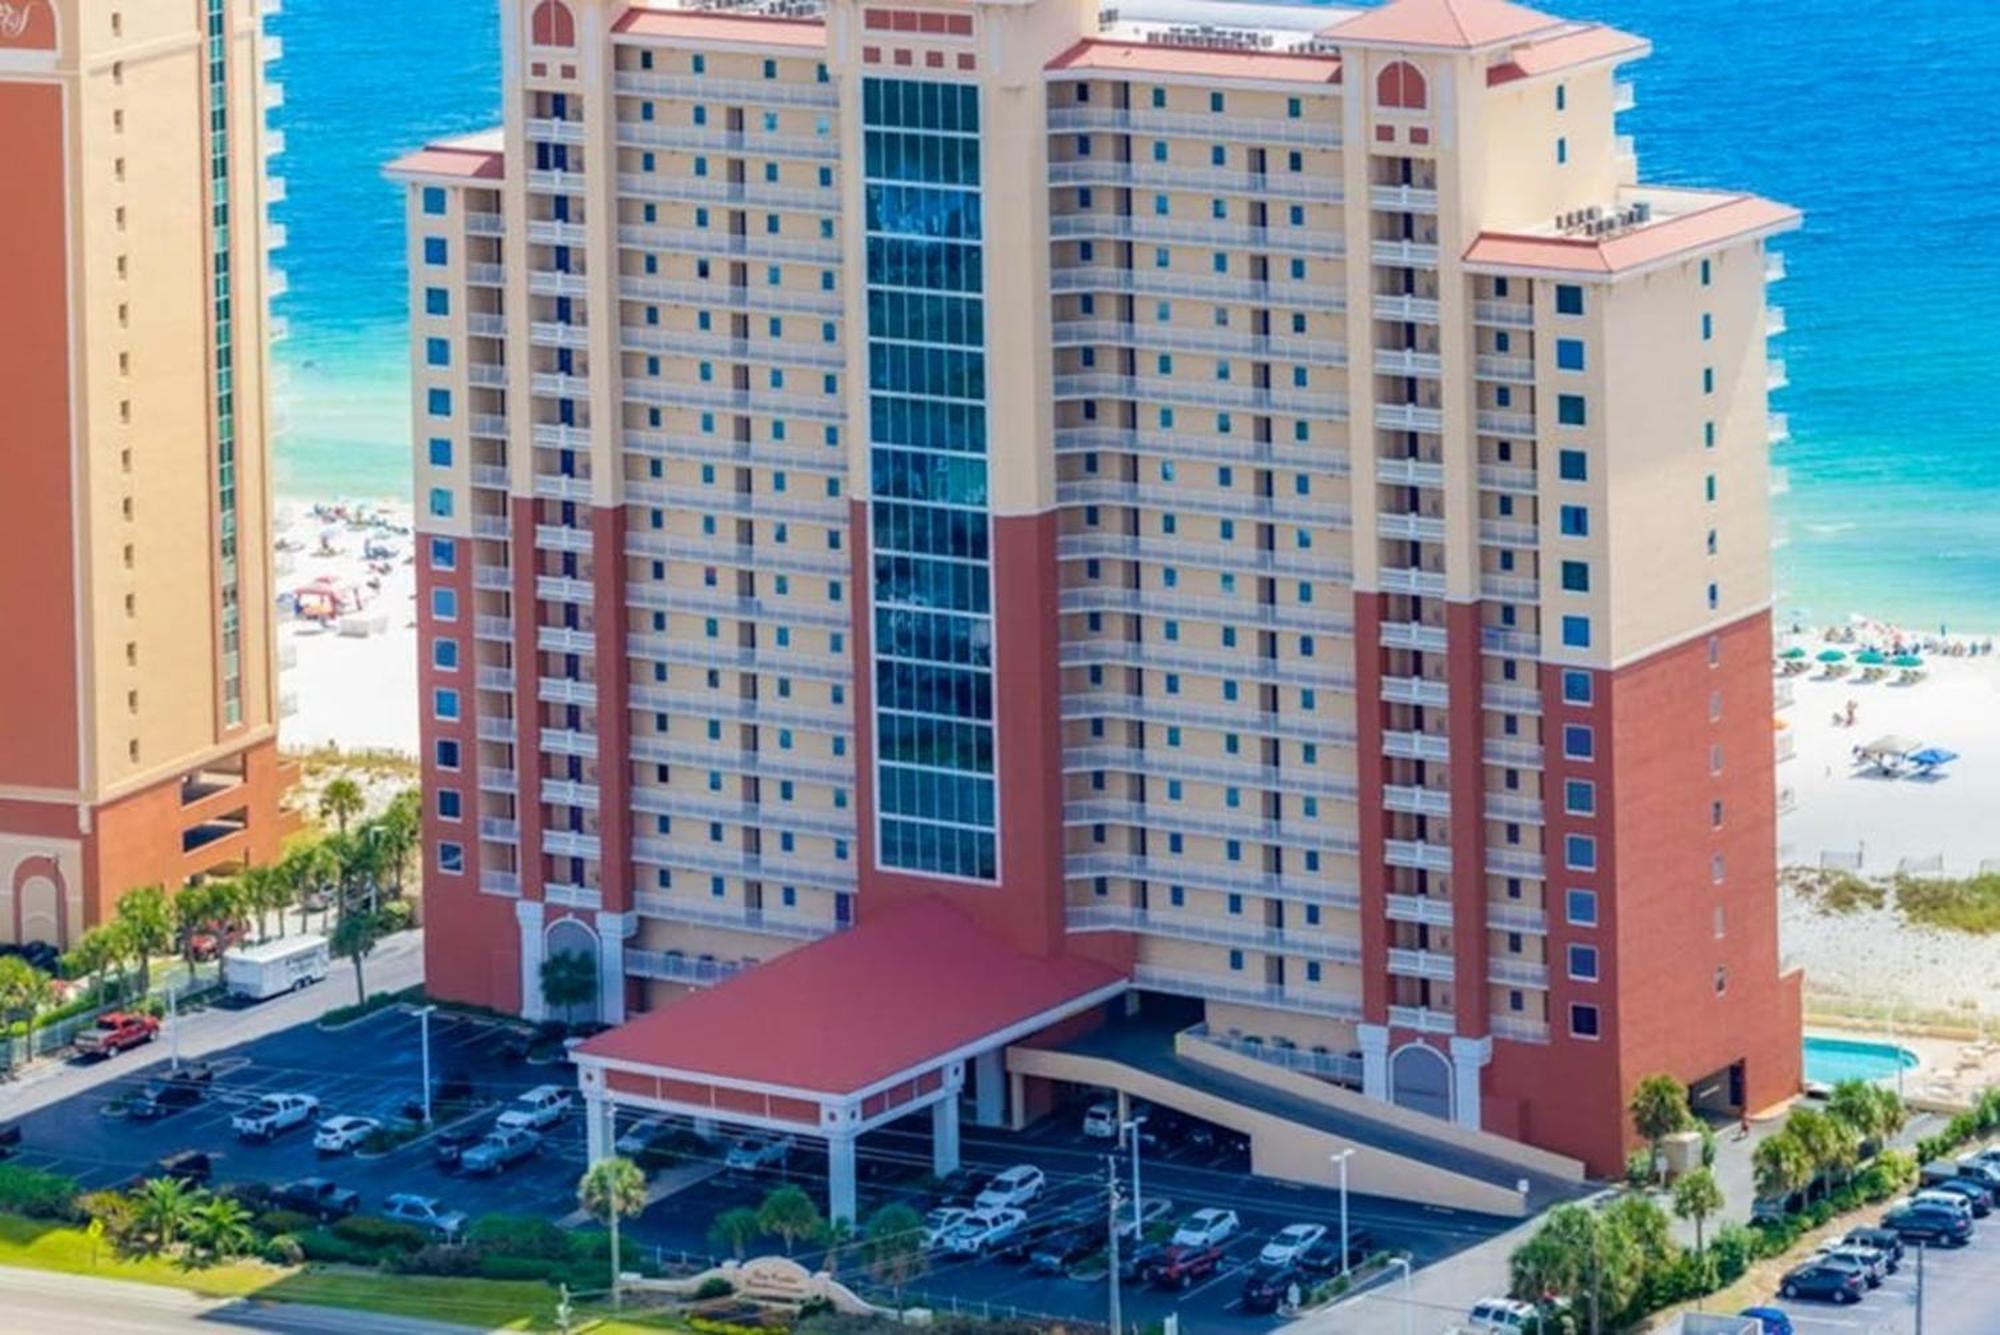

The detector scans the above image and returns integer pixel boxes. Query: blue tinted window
[423,236,448,266]
[1555,338,1585,371]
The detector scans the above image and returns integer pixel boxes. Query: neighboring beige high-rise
[0,0,292,945]
[393,0,1801,1196]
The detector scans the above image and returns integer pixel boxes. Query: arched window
[530,0,576,49]
[1377,60,1428,111]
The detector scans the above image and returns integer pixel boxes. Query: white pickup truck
[232,1093,321,1142]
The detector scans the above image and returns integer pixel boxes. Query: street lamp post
[167,984,180,1074]
[1122,1115,1148,1239]
[1387,1254,1413,1335]
[1330,1148,1353,1276]
[415,1004,436,1124]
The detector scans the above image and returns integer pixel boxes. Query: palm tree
[862,1203,927,1304]
[239,865,287,942]
[0,956,52,1061]
[187,1195,255,1260]
[114,885,174,995]
[540,949,597,1027]
[135,1176,203,1251]
[318,776,365,835]
[1671,1165,1725,1256]
[376,789,421,900]
[64,924,123,1006]
[330,907,385,1004]
[1627,1074,1693,1185]
[1753,1127,1813,1208]
[578,1157,648,1312]
[285,840,340,933]
[756,1184,825,1255]
[174,881,220,974]
[709,1206,761,1260]
[1788,1107,1854,1196]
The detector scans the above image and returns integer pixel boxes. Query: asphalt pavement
[0,1264,477,1334]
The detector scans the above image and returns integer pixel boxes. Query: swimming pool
[1803,1036,1918,1085]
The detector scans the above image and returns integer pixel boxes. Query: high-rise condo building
[0,1,291,946]
[391,0,1801,1207]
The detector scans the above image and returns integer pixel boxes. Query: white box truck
[222,936,330,1001]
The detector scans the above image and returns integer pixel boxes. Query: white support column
[584,1089,612,1165]
[594,911,631,1025]
[972,1048,1005,1127]
[932,1094,961,1177]
[515,899,547,1022]
[1449,1036,1493,1131]
[1358,1023,1390,1102]
[827,1133,858,1226]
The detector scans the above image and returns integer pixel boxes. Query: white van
[221,936,331,1001]
[1466,1297,1542,1331]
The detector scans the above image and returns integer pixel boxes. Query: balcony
[1045,106,1341,148]
[1775,732,1797,764]
[1378,566,1447,599]
[543,829,602,861]
[1065,691,1354,745]
[1381,729,1450,762]
[1051,373,1347,418]
[629,634,848,685]
[1374,402,1443,433]
[634,892,837,942]
[1055,426,1350,474]
[1065,853,1361,911]
[1489,957,1549,988]
[1483,737,1545,769]
[478,817,519,845]
[1057,478,1347,528]
[1492,1015,1550,1044]
[1048,159,1342,204]
[1056,531,1352,582]
[479,870,519,898]
[1382,784,1450,817]
[1064,746,1357,802]
[471,415,509,441]
[466,263,505,288]
[1369,238,1440,268]
[1777,785,1797,815]
[524,168,587,197]
[624,378,845,424]
[629,736,854,786]
[474,614,515,643]
[1476,409,1536,437]
[1474,354,1535,384]
[1479,573,1540,603]
[1372,348,1443,378]
[1048,213,1344,260]
[1769,413,1791,445]
[523,116,585,146]
[1058,585,1352,635]
[527,218,588,247]
[1380,673,1448,706]
[624,948,745,988]
[1614,81,1636,112]
[1368,184,1438,213]
[1765,252,1787,282]
[1773,678,1796,712]
[1064,641,1354,692]
[1372,293,1440,324]
[1386,947,1455,982]
[1182,1024,1364,1086]
[632,837,857,892]
[1473,300,1534,328]
[621,324,845,370]
[1479,626,1542,656]
[617,172,842,214]
[1387,1004,1455,1034]
[1770,466,1791,498]
[613,71,838,109]
[1767,359,1790,392]
[1477,464,1538,495]
[1133,966,1363,1022]
[1384,893,1453,927]
[1765,306,1787,337]
[1052,318,1347,366]
[1484,793,1544,825]
[616,122,839,161]
[619,274,843,317]
[475,715,515,743]
[1064,799,1360,855]
[475,664,515,692]
[1378,511,1447,543]
[1049,265,1344,313]
[1487,902,1546,933]
[1376,456,1444,488]
[478,767,517,794]
[1379,620,1449,654]
[1068,905,1363,964]
[625,531,847,580]
[1384,838,1453,872]
[626,480,844,525]
[466,212,504,238]
[1486,848,1545,879]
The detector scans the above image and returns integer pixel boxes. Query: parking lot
[1759,1206,2000,1334]
[2,1008,1514,1334]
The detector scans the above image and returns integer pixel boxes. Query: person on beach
[1845,699,1858,727]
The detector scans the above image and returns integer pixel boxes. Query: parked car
[1810,1246,1885,1288]
[133,1150,213,1188]
[1912,1187,1982,1219]
[1777,1260,1864,1304]
[615,1115,673,1156]
[1840,1225,1904,1265]
[382,1193,467,1241]
[1171,1207,1241,1249]
[274,1177,360,1221]
[995,1216,1067,1264]
[1955,1159,2000,1190]
[127,1078,206,1121]
[1258,1222,1326,1267]
[312,1115,380,1154]
[1149,1242,1224,1289]
[1882,1202,1973,1245]
[1029,1227,1099,1274]
[1736,1309,1795,1335]
[233,1093,320,1142]
[432,1124,484,1170]
[1926,1177,1993,1215]
[495,1085,572,1131]
[1466,1297,1543,1331]
[1114,1196,1173,1241]
[922,1206,970,1250]
[1240,1262,1306,1314]
[723,1134,794,1172]
[460,1125,541,1176]
[933,1169,985,1209]
[1082,1103,1118,1139]
[74,1012,159,1059]
[974,1164,1046,1211]
[1120,1240,1165,1283]
[1298,1226,1374,1275]
[942,1207,1026,1256]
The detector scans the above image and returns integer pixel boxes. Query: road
[0,931,424,1125]
[0,1264,474,1334]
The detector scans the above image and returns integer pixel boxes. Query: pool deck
[1807,1024,1999,1113]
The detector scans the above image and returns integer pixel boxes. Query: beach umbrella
[1891,654,1924,668]
[1855,650,1888,666]
[1908,748,1959,768]
[1779,647,1809,660]
[1816,649,1848,663]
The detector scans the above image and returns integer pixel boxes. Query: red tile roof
[1046,39,1341,86]
[576,898,1126,1098]
[386,131,506,182]
[1322,0,1567,50]
[1486,24,1647,85]
[1463,195,1801,277]
[613,6,827,49]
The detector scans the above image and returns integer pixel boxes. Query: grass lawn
[0,1216,695,1332]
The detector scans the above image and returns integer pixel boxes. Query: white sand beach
[1776,622,2000,877]
[272,499,419,756]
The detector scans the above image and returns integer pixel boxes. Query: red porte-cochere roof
[576,898,1126,1098]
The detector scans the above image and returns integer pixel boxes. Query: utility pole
[1122,1113,1148,1238]
[415,1003,436,1124]
[1105,1155,1124,1335]
[1330,1147,1353,1275]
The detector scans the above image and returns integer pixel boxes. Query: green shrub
[693,1276,736,1300]
[254,1209,316,1238]
[467,1213,571,1260]
[0,1164,79,1220]
[263,1234,306,1266]
[295,1228,377,1266]
[1623,1149,1653,1187]
[1710,1223,1757,1284]
[388,1243,483,1277]
[330,1214,427,1254]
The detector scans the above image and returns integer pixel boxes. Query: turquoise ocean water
[266,0,2000,629]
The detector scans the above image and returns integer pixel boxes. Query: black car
[1882,1204,1972,1246]
[274,1177,361,1221]
[1842,1226,1904,1267]
[996,1217,1066,1264]
[432,1125,484,1170]
[1240,1263,1307,1315]
[1028,1227,1099,1274]
[1929,1178,1994,1215]
[1778,1260,1864,1305]
[128,1079,207,1121]
[933,1169,985,1210]
[1298,1227,1375,1275]
[1120,1240,1166,1283]
[131,1150,212,1188]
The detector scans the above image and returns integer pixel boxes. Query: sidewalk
[0,1263,482,1334]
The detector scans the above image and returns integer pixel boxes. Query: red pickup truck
[75,1012,160,1058]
